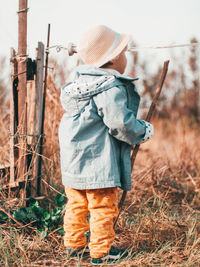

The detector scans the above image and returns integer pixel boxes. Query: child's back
[59,25,153,265]
[59,65,148,190]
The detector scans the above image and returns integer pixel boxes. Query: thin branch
[0,206,23,227]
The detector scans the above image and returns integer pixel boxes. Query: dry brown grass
[0,63,200,266]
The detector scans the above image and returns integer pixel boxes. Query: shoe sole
[91,251,129,265]
[91,254,121,265]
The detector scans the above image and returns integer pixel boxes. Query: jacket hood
[61,65,138,99]
[60,65,138,116]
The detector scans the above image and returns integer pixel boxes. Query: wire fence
[46,42,200,55]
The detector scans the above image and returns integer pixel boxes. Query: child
[59,25,153,265]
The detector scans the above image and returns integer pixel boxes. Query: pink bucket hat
[77,25,131,67]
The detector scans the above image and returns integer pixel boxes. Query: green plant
[1,193,66,239]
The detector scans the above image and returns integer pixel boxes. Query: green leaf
[52,208,62,216]
[0,211,8,220]
[40,227,48,239]
[31,205,44,215]
[43,211,50,221]
[27,197,39,207]
[27,213,37,220]
[55,194,65,207]
[58,228,65,236]
[37,227,43,232]
[51,215,58,221]
[13,207,28,221]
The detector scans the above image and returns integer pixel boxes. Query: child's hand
[139,121,154,144]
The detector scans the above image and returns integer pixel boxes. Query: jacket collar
[75,65,138,82]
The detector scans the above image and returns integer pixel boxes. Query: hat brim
[94,34,132,68]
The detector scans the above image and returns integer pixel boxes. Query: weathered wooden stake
[17,0,28,199]
[32,42,45,196]
[35,24,51,196]
[9,48,19,190]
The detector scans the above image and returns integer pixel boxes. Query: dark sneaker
[66,246,90,258]
[91,246,129,265]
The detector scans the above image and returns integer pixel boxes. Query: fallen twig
[41,178,67,198]
[0,206,23,227]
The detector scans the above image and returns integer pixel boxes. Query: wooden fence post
[32,42,45,196]
[9,48,19,191]
[35,25,50,196]
[8,1,47,199]
[17,0,28,199]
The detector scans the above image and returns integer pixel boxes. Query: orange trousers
[64,187,118,258]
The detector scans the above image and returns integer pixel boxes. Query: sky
[0,0,200,73]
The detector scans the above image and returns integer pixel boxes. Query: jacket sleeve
[93,85,148,146]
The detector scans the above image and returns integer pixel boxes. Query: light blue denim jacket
[59,65,146,190]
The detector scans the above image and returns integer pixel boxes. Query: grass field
[1,114,200,266]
